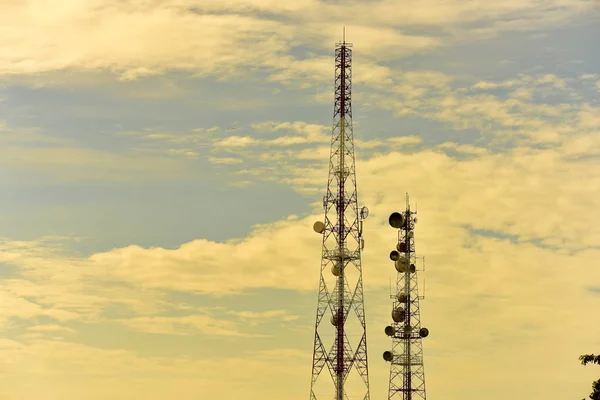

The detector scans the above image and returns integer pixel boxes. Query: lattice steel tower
[309,36,370,400]
[383,196,429,400]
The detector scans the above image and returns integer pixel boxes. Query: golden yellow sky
[1,0,600,399]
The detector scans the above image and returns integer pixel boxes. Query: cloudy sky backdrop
[1,0,600,399]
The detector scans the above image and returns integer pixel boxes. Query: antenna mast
[309,31,370,400]
[384,198,429,400]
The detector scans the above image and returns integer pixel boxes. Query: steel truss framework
[386,199,427,400]
[309,40,370,400]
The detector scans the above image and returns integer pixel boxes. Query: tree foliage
[581,354,600,400]
[581,355,600,366]
[587,379,600,400]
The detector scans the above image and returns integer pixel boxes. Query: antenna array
[384,196,429,400]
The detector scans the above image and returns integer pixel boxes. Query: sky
[1,0,600,399]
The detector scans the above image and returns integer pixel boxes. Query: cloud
[3,68,598,192]
[0,122,68,146]
[0,289,48,328]
[206,120,424,191]
[115,308,299,336]
[118,315,261,337]
[0,237,176,326]
[0,4,293,80]
[229,310,300,323]
[0,122,204,183]
[212,122,330,150]
[208,157,244,165]
[1,235,303,337]
[0,145,191,182]
[437,142,489,155]
[2,133,600,398]
[0,0,594,89]
[166,148,198,159]
[363,71,599,148]
[199,67,600,191]
[1,70,189,98]
[118,129,214,146]
[4,140,600,296]
[213,136,262,148]
[230,180,255,188]
[29,324,75,334]
[248,348,311,361]
[0,337,312,400]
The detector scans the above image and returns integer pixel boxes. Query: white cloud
[291,23,441,61]
[228,310,299,321]
[230,180,255,188]
[208,157,243,165]
[214,122,330,149]
[0,0,594,88]
[437,142,489,155]
[0,338,311,400]
[167,148,198,158]
[200,68,600,191]
[118,130,213,145]
[4,142,600,297]
[29,324,75,333]
[2,135,600,398]
[472,74,566,91]
[213,136,261,148]
[115,308,299,336]
[0,290,47,328]
[363,71,598,147]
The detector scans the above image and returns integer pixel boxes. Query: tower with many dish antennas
[384,195,429,400]
[309,32,371,400]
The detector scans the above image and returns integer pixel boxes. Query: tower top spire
[337,27,352,48]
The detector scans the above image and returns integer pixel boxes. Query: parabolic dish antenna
[313,221,325,234]
[389,212,404,228]
[360,206,369,220]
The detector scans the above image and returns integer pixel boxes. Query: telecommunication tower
[309,35,370,400]
[383,196,429,400]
